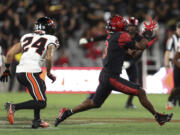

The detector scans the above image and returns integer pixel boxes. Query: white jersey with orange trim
[16,33,59,73]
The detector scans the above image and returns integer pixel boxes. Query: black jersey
[102,31,134,74]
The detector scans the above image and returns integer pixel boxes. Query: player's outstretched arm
[0,42,22,82]
[164,50,171,72]
[46,44,56,83]
[79,35,107,46]
[5,43,22,64]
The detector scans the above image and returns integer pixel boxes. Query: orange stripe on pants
[27,73,43,101]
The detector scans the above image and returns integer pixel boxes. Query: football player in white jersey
[165,22,180,109]
[0,17,60,128]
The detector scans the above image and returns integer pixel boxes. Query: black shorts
[16,72,46,101]
[92,69,140,107]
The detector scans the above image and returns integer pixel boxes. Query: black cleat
[54,108,72,127]
[32,119,49,128]
[5,102,15,124]
[155,113,173,126]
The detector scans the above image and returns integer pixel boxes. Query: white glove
[122,61,130,69]
[79,38,88,46]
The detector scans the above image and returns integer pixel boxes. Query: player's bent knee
[87,99,101,108]
[138,88,146,96]
[36,100,47,109]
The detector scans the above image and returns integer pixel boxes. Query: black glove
[47,73,56,83]
[142,30,153,40]
[0,69,11,82]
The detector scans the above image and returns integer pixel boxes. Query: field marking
[0,117,179,130]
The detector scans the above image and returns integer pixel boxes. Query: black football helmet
[34,17,55,35]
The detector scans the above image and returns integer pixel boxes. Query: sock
[34,109,40,120]
[14,100,39,110]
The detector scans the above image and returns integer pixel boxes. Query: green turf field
[0,92,179,135]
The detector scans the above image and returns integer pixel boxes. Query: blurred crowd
[0,0,180,68]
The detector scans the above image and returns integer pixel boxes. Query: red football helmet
[105,15,127,32]
[127,17,139,26]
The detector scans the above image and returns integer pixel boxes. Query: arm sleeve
[20,35,25,47]
[91,34,108,42]
[48,36,60,48]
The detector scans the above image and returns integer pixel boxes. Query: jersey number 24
[22,37,47,55]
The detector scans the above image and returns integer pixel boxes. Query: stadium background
[0,0,178,92]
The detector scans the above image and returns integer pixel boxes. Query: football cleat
[54,108,72,127]
[154,113,173,126]
[32,119,49,128]
[5,102,15,124]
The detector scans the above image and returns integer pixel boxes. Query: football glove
[0,69,11,82]
[144,18,157,31]
[79,38,88,45]
[47,73,56,83]
[143,18,157,40]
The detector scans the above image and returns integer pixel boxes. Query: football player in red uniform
[54,15,173,127]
